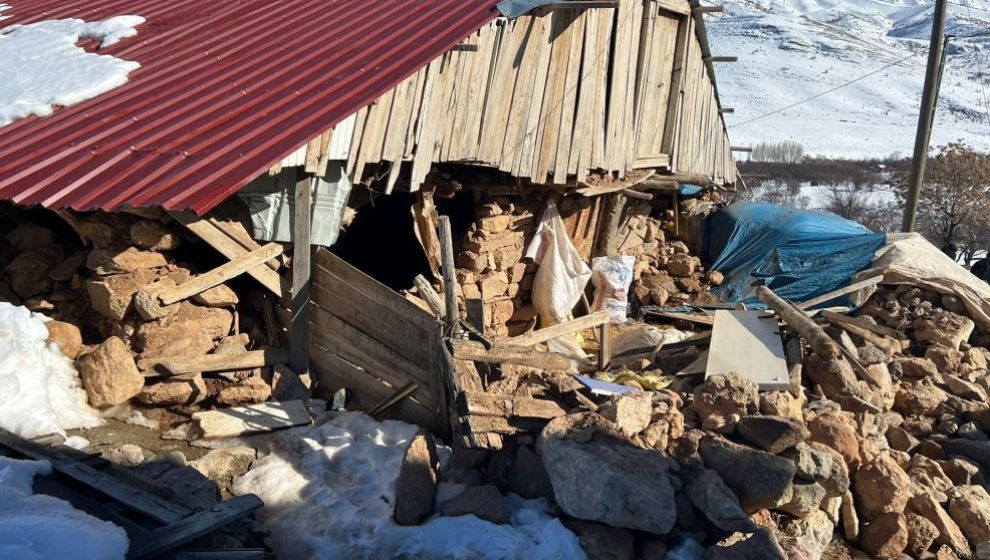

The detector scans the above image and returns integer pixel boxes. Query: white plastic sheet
[851,233,990,332]
[525,200,592,325]
[591,255,636,324]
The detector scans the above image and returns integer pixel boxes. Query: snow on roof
[0,15,143,127]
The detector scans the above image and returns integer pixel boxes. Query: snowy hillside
[706,0,990,158]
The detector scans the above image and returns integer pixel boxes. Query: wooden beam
[621,189,654,200]
[598,322,611,371]
[704,56,738,63]
[495,311,609,349]
[718,108,735,114]
[693,5,724,13]
[138,349,290,376]
[170,212,283,295]
[757,286,841,359]
[451,43,479,52]
[655,172,709,185]
[158,243,284,305]
[205,216,281,271]
[126,495,264,560]
[438,216,460,333]
[413,274,445,317]
[797,275,884,310]
[730,146,753,152]
[819,309,907,341]
[290,174,312,373]
[450,339,572,371]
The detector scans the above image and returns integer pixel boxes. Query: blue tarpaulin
[702,202,886,305]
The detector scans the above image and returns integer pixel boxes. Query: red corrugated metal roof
[0,0,499,214]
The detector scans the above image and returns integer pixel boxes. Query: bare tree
[821,184,900,233]
[749,141,805,164]
[896,142,990,255]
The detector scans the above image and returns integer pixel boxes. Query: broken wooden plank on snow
[449,339,572,371]
[193,400,311,439]
[126,495,264,560]
[495,311,609,349]
[138,349,289,376]
[705,310,790,389]
[158,243,284,305]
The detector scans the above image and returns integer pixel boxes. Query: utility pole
[902,0,949,232]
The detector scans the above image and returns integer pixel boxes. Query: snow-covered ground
[0,8,143,127]
[232,412,586,560]
[0,456,129,559]
[707,0,990,158]
[0,302,102,438]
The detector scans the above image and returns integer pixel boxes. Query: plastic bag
[525,200,592,325]
[591,255,636,324]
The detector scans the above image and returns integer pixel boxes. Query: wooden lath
[281,0,736,189]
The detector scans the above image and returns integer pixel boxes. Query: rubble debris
[440,484,509,525]
[76,336,145,408]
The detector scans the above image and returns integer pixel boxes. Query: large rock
[394,431,440,526]
[599,393,652,437]
[854,453,913,521]
[776,482,827,519]
[130,220,180,251]
[538,413,677,534]
[948,485,990,546]
[898,356,940,379]
[76,337,144,408]
[894,381,949,416]
[87,248,167,275]
[270,364,310,402]
[6,224,55,250]
[807,413,861,469]
[192,284,239,307]
[135,302,233,358]
[133,278,181,320]
[686,468,755,533]
[86,269,157,320]
[915,312,975,350]
[860,512,909,558]
[906,512,941,558]
[136,374,207,406]
[440,485,509,525]
[5,252,54,298]
[910,493,972,559]
[704,528,786,560]
[216,375,272,406]
[45,320,83,359]
[942,374,988,402]
[804,354,862,400]
[699,436,796,513]
[692,374,759,421]
[784,442,834,484]
[908,454,954,497]
[736,415,809,454]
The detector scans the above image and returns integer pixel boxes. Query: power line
[728,50,927,128]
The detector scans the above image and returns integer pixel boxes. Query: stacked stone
[0,214,295,423]
[456,198,538,339]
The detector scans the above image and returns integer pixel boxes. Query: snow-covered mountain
[706,0,990,158]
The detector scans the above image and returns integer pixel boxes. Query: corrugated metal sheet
[0,0,499,214]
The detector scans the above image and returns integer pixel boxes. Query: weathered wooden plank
[127,495,264,560]
[193,401,311,439]
[138,349,289,376]
[170,212,283,296]
[290,175,312,373]
[450,339,572,370]
[797,275,884,310]
[495,311,609,349]
[159,243,283,305]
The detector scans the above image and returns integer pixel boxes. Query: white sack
[524,200,592,325]
[591,255,636,324]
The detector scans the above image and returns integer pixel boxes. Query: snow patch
[0,303,102,438]
[0,456,129,560]
[0,13,143,127]
[232,412,587,560]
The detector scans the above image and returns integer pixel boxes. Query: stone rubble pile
[1,215,298,435]
[397,282,990,560]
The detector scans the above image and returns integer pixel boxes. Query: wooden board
[706,310,790,390]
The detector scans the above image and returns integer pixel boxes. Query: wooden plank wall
[289,0,736,190]
[309,249,441,429]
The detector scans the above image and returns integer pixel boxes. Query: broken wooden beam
[413,274,446,317]
[170,212,283,295]
[456,393,567,420]
[158,243,283,305]
[654,172,710,186]
[756,285,841,359]
[495,311,609,349]
[450,339,572,370]
[693,5,724,13]
[138,349,290,376]
[718,108,734,114]
[192,400,311,439]
[621,189,654,200]
[821,311,906,355]
[438,215,460,333]
[704,56,738,63]
[290,174,312,373]
[797,274,884,310]
[126,495,264,560]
